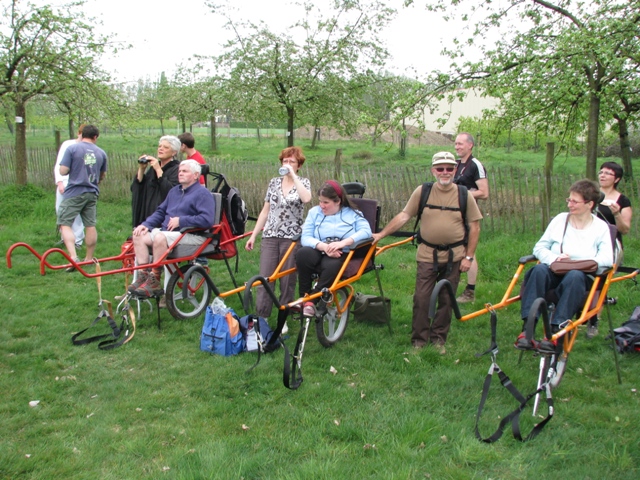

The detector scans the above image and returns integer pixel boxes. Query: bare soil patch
[294,125,454,146]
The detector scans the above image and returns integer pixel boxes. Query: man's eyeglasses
[566,198,587,205]
[435,167,455,173]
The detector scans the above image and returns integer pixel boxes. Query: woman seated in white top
[517,179,613,346]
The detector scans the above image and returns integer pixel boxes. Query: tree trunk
[543,142,555,228]
[311,125,319,149]
[256,127,261,143]
[287,106,295,147]
[68,117,75,139]
[15,98,28,185]
[399,118,407,158]
[210,116,217,151]
[585,92,600,180]
[160,118,165,135]
[614,115,633,180]
[334,148,342,180]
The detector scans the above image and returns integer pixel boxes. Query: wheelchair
[6,172,250,326]
[193,181,412,389]
[427,224,638,442]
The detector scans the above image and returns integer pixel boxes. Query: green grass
[1,186,639,479]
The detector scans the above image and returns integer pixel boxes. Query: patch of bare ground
[294,125,454,146]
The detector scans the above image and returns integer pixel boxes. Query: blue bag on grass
[200,305,245,356]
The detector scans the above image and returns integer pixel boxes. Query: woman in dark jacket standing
[131,135,181,227]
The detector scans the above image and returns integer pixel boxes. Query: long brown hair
[318,180,354,210]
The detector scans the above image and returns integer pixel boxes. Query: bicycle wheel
[166,265,212,320]
[315,287,350,347]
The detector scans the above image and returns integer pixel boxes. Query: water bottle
[245,320,258,351]
[279,166,289,176]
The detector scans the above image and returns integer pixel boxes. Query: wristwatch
[464,256,474,261]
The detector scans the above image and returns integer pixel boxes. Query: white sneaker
[281,322,289,335]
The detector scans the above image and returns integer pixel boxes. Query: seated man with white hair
[128,159,215,298]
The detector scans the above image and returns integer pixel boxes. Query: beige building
[420,88,500,136]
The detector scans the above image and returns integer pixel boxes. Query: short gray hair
[180,159,201,175]
[457,132,475,147]
[159,135,181,157]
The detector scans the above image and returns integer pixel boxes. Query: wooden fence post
[54,130,61,153]
[334,148,342,180]
[543,142,555,227]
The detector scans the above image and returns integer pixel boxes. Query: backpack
[613,306,640,353]
[208,172,248,236]
[413,182,469,247]
[239,314,281,352]
[200,305,245,356]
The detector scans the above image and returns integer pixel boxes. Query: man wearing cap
[373,152,482,354]
[453,132,489,303]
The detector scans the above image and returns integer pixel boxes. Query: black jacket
[131,160,180,227]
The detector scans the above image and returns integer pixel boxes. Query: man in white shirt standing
[54,125,85,247]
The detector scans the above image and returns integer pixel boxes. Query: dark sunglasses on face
[435,166,455,173]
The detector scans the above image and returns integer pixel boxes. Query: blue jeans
[520,263,593,325]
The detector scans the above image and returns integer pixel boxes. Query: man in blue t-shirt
[58,125,108,270]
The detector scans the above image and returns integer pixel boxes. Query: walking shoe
[456,288,475,303]
[195,256,208,266]
[127,270,149,293]
[134,272,164,298]
[281,322,289,335]
[514,332,538,350]
[302,301,316,317]
[537,337,558,355]
[434,343,446,355]
[158,295,166,309]
[65,258,81,273]
[586,324,599,339]
[289,304,302,314]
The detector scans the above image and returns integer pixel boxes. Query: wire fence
[1,145,638,236]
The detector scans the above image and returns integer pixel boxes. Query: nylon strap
[474,309,554,442]
[71,259,136,350]
[244,306,288,374]
[283,313,305,390]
